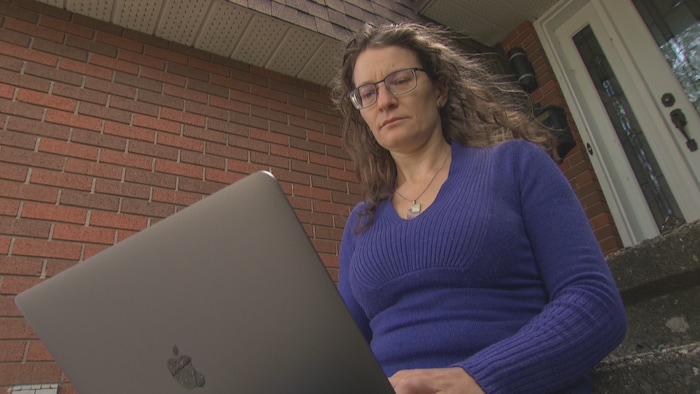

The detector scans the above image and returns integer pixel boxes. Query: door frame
[535,0,700,246]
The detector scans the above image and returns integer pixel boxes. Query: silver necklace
[394,152,449,219]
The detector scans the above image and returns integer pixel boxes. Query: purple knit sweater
[338,140,627,393]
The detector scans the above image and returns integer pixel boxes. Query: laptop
[15,171,394,394]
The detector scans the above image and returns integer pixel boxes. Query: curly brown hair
[331,22,557,229]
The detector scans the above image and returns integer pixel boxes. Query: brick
[59,57,112,80]
[99,149,153,170]
[39,15,93,39]
[160,107,206,127]
[0,276,44,296]
[154,159,203,179]
[45,109,102,131]
[177,177,225,195]
[156,133,204,153]
[124,168,177,189]
[144,45,187,65]
[0,317,36,339]
[0,256,43,276]
[272,145,309,162]
[180,150,225,169]
[182,125,226,144]
[94,31,143,53]
[0,340,24,362]
[59,190,120,211]
[163,84,205,104]
[0,180,58,203]
[52,81,109,105]
[270,121,307,139]
[250,151,289,169]
[128,140,178,160]
[30,168,92,191]
[64,157,124,179]
[113,71,162,92]
[292,184,332,201]
[65,34,117,57]
[84,76,136,99]
[203,168,243,185]
[141,66,186,86]
[0,217,51,238]
[16,89,76,111]
[187,78,229,98]
[0,197,20,216]
[52,223,116,244]
[0,146,64,171]
[0,81,15,98]
[77,102,132,124]
[21,202,87,224]
[0,41,57,66]
[0,129,37,150]
[31,36,88,62]
[152,188,202,206]
[89,211,148,231]
[229,134,269,153]
[108,95,159,117]
[104,121,155,142]
[208,95,249,114]
[120,198,176,218]
[310,152,345,170]
[0,162,29,182]
[132,114,181,134]
[0,97,44,121]
[0,362,62,387]
[43,259,79,278]
[5,17,62,43]
[26,340,54,361]
[0,297,22,317]
[137,89,185,111]
[0,236,8,254]
[93,178,150,199]
[71,128,127,152]
[39,138,99,161]
[251,127,289,146]
[185,100,228,121]
[118,49,165,71]
[11,238,82,260]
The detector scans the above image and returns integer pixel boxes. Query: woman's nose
[375,83,397,110]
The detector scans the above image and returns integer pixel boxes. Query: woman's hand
[389,367,485,394]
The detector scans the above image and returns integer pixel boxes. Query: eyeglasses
[348,67,425,110]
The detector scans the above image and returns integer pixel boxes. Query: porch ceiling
[33,0,557,86]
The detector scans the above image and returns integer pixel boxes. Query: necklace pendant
[407,201,421,219]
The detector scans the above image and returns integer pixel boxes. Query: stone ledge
[593,342,700,393]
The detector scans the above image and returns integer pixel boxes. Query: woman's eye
[360,90,376,100]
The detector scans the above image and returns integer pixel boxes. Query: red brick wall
[501,21,624,255]
[0,1,358,390]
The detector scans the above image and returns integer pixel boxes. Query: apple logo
[167,345,206,389]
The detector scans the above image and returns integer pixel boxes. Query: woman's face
[352,45,446,155]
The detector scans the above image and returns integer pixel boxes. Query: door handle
[669,108,698,152]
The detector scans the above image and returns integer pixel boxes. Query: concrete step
[592,342,700,393]
[592,220,700,392]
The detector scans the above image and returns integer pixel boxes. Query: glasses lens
[386,69,417,95]
[353,85,377,109]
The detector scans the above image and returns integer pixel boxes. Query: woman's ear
[436,84,448,108]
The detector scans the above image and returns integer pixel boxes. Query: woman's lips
[381,117,402,128]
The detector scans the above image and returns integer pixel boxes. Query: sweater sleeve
[456,142,627,393]
[338,205,373,344]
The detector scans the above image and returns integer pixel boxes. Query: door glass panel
[573,25,686,233]
[632,0,700,115]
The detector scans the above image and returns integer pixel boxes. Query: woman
[332,23,627,393]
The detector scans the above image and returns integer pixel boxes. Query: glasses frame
[348,67,425,110]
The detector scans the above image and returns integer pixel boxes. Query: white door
[536,0,700,246]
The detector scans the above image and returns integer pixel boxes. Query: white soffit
[39,0,343,86]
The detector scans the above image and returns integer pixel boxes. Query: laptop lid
[15,171,394,394]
